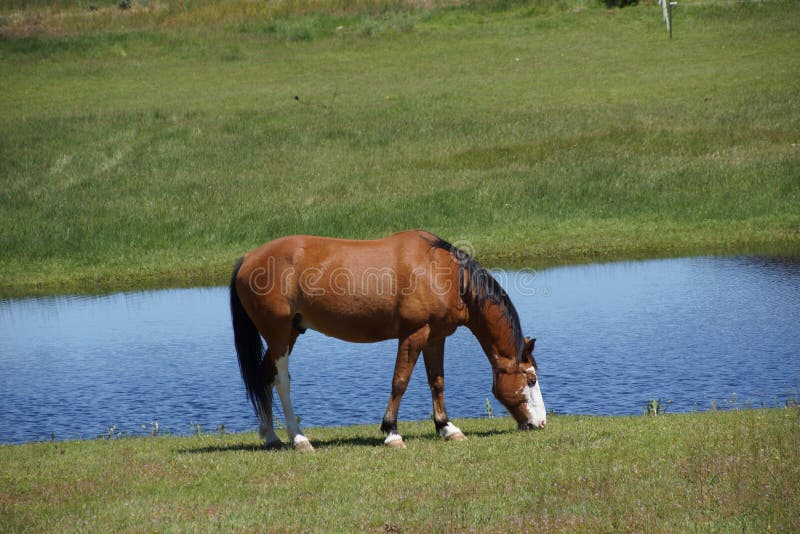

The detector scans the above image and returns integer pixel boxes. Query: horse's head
[492,337,547,430]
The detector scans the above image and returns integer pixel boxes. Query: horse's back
[241,230,436,273]
[235,230,463,342]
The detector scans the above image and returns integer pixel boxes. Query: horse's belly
[299,308,399,343]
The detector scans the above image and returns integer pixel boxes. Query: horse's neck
[466,302,518,362]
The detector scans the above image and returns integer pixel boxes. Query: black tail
[230,257,271,418]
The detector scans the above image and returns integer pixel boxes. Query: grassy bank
[1,0,799,295]
[1,409,798,531]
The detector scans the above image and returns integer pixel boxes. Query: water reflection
[1,256,799,444]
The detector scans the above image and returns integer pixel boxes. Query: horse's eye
[525,370,537,386]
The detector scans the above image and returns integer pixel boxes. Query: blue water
[1,256,799,444]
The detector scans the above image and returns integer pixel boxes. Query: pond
[1,256,799,444]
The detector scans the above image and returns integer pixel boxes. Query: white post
[660,0,670,33]
[669,2,677,39]
[658,0,677,38]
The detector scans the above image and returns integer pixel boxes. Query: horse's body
[230,229,545,450]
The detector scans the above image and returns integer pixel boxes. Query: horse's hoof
[264,439,284,450]
[384,432,405,448]
[294,439,315,452]
[438,422,467,441]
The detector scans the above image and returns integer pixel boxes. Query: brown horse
[230,229,546,450]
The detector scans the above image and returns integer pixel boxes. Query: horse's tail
[230,257,270,417]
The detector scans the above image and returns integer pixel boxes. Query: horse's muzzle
[518,420,546,431]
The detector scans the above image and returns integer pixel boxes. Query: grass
[1,0,799,296]
[1,409,798,531]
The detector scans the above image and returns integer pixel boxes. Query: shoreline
[2,404,796,447]
[3,238,799,299]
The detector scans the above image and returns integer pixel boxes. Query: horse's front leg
[381,327,428,448]
[422,338,466,441]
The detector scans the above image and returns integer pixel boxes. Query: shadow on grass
[179,442,271,454]
[178,426,515,454]
[458,427,516,439]
[178,434,385,454]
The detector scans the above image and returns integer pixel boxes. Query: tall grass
[1,0,798,294]
[0,0,467,39]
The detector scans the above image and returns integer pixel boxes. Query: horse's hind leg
[265,326,313,451]
[422,338,466,442]
[256,381,282,450]
[381,326,428,448]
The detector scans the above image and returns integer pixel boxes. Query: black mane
[426,235,525,362]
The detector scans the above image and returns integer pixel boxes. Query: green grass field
[1,409,798,531]
[1,0,798,295]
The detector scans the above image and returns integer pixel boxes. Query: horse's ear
[523,337,536,356]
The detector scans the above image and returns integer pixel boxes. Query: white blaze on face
[523,380,547,429]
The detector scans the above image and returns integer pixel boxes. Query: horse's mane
[426,235,525,363]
